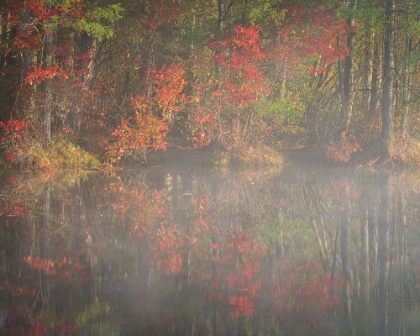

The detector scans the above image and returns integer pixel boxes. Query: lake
[1,149,420,335]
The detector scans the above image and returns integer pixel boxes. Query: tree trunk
[41,30,53,143]
[381,0,395,149]
[342,0,357,130]
[401,33,412,138]
[217,0,235,33]
[280,60,287,100]
[364,27,375,109]
[369,40,380,118]
[73,32,96,135]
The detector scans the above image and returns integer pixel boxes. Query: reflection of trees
[1,166,420,334]
[303,181,332,270]
[0,171,118,335]
[378,171,390,336]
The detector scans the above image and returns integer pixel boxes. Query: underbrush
[1,136,99,170]
[390,136,420,165]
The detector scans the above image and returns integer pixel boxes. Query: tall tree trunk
[73,32,96,135]
[280,60,287,100]
[241,0,248,24]
[1,3,31,120]
[41,30,53,143]
[364,26,375,109]
[381,0,395,149]
[342,0,357,130]
[217,0,235,33]
[16,8,33,119]
[369,41,380,118]
[401,31,412,138]
[0,10,4,71]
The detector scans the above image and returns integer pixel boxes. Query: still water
[1,150,420,335]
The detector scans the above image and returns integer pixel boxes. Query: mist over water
[1,155,420,335]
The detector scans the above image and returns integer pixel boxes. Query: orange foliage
[107,112,169,161]
[326,131,362,163]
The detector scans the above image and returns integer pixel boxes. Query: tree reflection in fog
[1,164,420,335]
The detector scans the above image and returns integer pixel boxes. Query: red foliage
[326,131,362,163]
[271,4,348,72]
[210,25,265,67]
[148,64,187,118]
[140,1,180,32]
[24,65,69,85]
[187,24,269,148]
[210,25,267,103]
[0,119,27,141]
[106,64,186,161]
[108,112,169,161]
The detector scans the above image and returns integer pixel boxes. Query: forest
[0,0,419,168]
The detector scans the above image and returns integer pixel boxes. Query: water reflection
[1,162,420,335]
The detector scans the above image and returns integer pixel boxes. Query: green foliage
[248,1,286,25]
[257,96,304,126]
[51,139,100,168]
[75,4,123,40]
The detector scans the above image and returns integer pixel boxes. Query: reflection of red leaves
[210,276,220,288]
[229,295,255,318]
[11,283,37,297]
[23,256,56,275]
[4,152,14,162]
[3,199,27,217]
[105,184,167,223]
[195,218,208,229]
[249,280,261,298]
[243,264,253,280]
[221,254,232,264]
[227,232,263,255]
[227,273,237,289]
[154,227,184,275]
[4,177,15,185]
[271,263,344,318]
